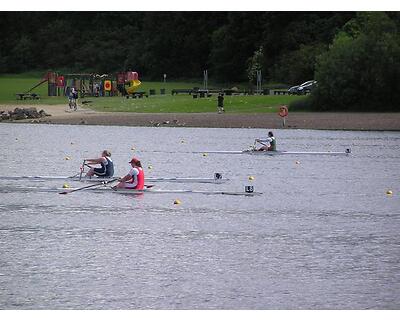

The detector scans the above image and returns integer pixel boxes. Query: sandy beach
[1,104,399,130]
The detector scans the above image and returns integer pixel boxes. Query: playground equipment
[117,71,146,98]
[63,73,114,98]
[126,71,141,94]
[15,72,53,100]
[27,75,48,94]
[18,71,143,99]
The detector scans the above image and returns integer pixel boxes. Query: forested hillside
[0,12,354,82]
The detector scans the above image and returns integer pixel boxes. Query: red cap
[129,157,139,163]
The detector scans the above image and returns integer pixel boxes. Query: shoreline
[1,104,400,131]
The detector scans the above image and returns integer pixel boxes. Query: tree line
[0,11,398,111]
[0,12,354,81]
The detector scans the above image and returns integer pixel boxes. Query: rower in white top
[254,131,276,151]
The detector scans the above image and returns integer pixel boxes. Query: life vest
[127,167,145,190]
[269,137,277,151]
[102,156,114,177]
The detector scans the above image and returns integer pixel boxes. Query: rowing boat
[92,187,261,196]
[0,174,229,184]
[1,185,261,196]
[195,148,351,156]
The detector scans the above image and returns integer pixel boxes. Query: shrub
[289,96,314,111]
[312,12,400,112]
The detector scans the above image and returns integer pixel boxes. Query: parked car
[288,80,317,95]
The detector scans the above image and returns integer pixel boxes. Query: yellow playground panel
[125,71,141,94]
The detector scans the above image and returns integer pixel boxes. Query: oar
[254,139,268,150]
[67,172,80,179]
[59,178,118,195]
[79,160,86,181]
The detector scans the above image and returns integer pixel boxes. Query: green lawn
[0,74,305,113]
[88,94,303,113]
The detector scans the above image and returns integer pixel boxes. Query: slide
[126,79,141,94]
[25,78,48,94]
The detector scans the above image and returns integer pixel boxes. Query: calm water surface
[0,123,399,309]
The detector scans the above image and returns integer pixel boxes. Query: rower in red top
[114,157,145,190]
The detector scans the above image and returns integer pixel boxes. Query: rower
[255,131,276,151]
[114,157,145,190]
[85,150,114,177]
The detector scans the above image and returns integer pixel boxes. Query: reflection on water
[0,123,399,309]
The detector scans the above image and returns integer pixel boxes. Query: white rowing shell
[196,149,351,156]
[0,186,261,196]
[0,176,229,184]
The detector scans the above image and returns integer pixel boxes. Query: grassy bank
[88,95,303,113]
[0,74,305,113]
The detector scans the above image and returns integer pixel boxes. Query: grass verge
[0,74,305,113]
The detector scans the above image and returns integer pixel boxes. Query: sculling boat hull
[0,185,261,196]
[146,177,228,184]
[196,148,351,156]
[95,188,261,196]
[0,175,229,184]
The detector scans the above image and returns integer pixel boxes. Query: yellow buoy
[203,153,208,157]
[174,199,181,205]
[248,176,255,181]
[386,190,393,195]
[62,183,70,189]
[65,156,70,160]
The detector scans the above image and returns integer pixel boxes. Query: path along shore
[1,104,399,130]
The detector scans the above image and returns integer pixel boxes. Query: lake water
[0,123,399,309]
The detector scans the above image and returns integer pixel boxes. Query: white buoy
[386,190,393,195]
[248,176,255,181]
[65,156,70,160]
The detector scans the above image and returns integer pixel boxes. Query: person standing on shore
[114,157,145,190]
[217,92,225,114]
[85,150,114,177]
[255,131,276,151]
[68,87,78,111]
